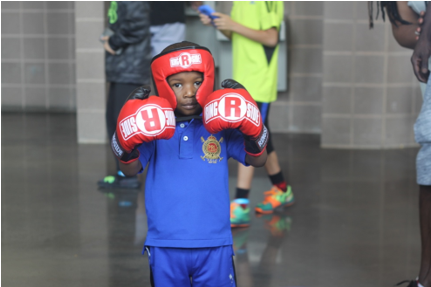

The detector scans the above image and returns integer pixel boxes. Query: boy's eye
[195,81,202,86]
[173,83,182,88]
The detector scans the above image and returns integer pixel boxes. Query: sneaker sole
[97,182,141,189]
[255,200,295,214]
[231,223,250,228]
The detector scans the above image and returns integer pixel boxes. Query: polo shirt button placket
[183,136,188,141]
[180,123,185,128]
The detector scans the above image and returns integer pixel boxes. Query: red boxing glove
[203,79,268,156]
[111,86,176,164]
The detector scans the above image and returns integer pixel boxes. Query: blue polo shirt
[138,118,247,248]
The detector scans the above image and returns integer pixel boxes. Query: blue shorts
[145,245,237,287]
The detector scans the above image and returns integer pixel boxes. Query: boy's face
[167,71,203,117]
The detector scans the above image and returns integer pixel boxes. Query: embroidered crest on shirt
[200,135,223,163]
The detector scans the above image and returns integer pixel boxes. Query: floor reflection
[1,113,421,287]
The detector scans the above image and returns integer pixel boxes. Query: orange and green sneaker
[230,199,250,228]
[255,185,294,214]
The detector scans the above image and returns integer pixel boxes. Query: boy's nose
[184,87,196,97]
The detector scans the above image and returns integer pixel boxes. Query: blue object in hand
[198,5,218,20]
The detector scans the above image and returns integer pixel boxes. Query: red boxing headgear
[151,44,215,109]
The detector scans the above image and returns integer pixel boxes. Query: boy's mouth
[181,102,198,110]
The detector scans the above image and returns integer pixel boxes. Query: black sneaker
[97,174,141,189]
[396,280,418,287]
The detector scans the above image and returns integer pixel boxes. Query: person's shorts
[417,143,431,185]
[414,74,431,185]
[145,245,236,287]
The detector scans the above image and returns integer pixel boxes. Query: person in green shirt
[200,1,294,228]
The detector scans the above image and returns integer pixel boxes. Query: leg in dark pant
[99,82,142,189]
[419,185,431,287]
[106,83,142,170]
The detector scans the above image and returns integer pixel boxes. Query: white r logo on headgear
[170,52,202,68]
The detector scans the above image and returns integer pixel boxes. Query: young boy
[110,41,268,286]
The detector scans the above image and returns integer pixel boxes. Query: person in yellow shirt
[200,1,294,228]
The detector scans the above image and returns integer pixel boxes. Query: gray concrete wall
[2,1,76,111]
[320,1,421,148]
[276,1,324,134]
[1,1,422,148]
[74,2,106,144]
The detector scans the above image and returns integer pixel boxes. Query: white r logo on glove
[120,105,175,140]
[204,93,260,126]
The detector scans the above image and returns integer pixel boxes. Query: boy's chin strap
[176,115,202,122]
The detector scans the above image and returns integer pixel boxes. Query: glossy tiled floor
[2,113,421,287]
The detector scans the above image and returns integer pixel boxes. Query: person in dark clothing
[98,1,152,189]
[149,1,201,57]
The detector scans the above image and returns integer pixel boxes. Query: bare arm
[411,7,431,82]
[199,12,279,47]
[119,159,143,177]
[245,149,267,167]
[101,36,116,55]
